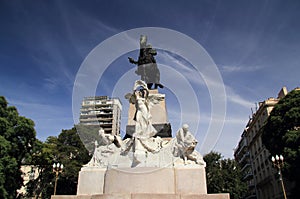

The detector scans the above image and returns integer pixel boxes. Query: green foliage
[262,89,300,198]
[25,127,90,198]
[24,138,58,198]
[0,96,91,198]
[204,151,247,199]
[56,127,90,195]
[0,135,16,198]
[0,96,37,199]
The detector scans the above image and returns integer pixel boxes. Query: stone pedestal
[175,167,207,194]
[76,167,207,195]
[52,166,229,199]
[104,167,176,194]
[51,194,229,199]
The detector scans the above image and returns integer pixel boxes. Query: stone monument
[52,36,229,199]
[126,35,171,139]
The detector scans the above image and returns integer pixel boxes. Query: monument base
[77,166,207,195]
[51,166,229,199]
[51,193,230,199]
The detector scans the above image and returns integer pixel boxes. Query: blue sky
[1,0,299,158]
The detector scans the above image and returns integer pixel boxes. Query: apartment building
[234,87,288,199]
[79,96,122,135]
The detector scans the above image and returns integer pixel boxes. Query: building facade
[234,87,288,199]
[79,96,122,135]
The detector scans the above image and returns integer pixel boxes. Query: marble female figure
[132,84,157,139]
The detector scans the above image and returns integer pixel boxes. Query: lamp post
[52,162,63,195]
[271,155,287,199]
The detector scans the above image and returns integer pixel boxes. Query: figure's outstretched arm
[128,57,138,65]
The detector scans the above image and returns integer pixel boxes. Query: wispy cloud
[9,100,68,119]
[158,51,206,86]
[28,34,75,94]
[220,64,264,73]
[8,99,73,140]
[225,86,254,108]
[57,0,121,52]
[20,2,122,95]
[43,77,61,91]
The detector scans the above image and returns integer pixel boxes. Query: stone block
[76,167,209,196]
[77,168,106,195]
[51,196,77,199]
[90,194,131,199]
[77,196,94,199]
[51,193,230,199]
[104,167,175,194]
[180,194,230,199]
[131,193,180,199]
[175,167,207,194]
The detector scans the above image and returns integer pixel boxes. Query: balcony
[80,111,113,116]
[99,121,113,126]
[99,117,113,121]
[80,118,98,122]
[241,163,251,172]
[80,122,99,125]
[235,139,247,157]
[239,152,250,164]
[82,103,113,108]
[243,172,253,180]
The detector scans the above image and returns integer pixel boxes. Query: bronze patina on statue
[128,35,163,90]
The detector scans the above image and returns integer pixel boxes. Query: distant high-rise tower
[79,96,122,135]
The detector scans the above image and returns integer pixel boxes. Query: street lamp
[52,162,63,195]
[271,155,287,199]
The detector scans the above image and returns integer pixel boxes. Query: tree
[262,89,300,198]
[24,137,59,198]
[55,127,90,195]
[0,96,37,199]
[0,135,18,198]
[25,127,90,198]
[204,151,247,199]
[0,96,90,198]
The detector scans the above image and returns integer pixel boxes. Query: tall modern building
[79,96,122,135]
[234,87,289,199]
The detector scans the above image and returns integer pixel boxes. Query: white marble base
[104,167,176,194]
[175,167,207,194]
[76,166,207,195]
[77,168,106,195]
[51,193,230,199]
